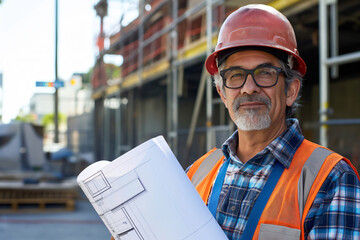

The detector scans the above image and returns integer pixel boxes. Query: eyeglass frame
[219,65,285,89]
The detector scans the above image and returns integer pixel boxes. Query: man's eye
[257,68,275,76]
[230,72,245,79]
[259,70,271,75]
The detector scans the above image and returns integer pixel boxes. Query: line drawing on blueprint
[77,136,229,240]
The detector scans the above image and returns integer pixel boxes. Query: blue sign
[36,81,64,89]
[53,81,65,89]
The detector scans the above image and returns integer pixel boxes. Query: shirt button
[231,206,236,211]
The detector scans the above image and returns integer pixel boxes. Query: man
[187,4,360,240]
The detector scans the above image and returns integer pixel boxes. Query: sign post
[36,78,64,144]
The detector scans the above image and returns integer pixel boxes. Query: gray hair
[280,60,303,118]
[213,59,226,95]
[213,59,303,118]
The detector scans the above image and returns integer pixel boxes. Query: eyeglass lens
[222,66,280,88]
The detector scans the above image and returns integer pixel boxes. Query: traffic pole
[54,0,59,143]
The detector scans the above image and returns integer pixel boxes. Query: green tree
[81,63,121,86]
[15,114,36,123]
[15,109,36,123]
[42,113,66,129]
[82,68,93,84]
[105,63,121,79]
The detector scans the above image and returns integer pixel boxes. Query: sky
[0,0,138,123]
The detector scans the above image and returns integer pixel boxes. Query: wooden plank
[0,198,76,212]
[0,184,78,212]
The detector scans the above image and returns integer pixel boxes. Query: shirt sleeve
[304,160,360,239]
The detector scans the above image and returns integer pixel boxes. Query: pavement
[0,199,111,240]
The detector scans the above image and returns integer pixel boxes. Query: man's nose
[240,74,261,95]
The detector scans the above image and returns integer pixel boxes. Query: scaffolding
[92,0,234,165]
[319,0,360,147]
[90,0,360,167]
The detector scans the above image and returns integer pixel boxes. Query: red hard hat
[205,4,307,76]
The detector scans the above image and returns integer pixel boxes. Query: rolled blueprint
[77,136,229,240]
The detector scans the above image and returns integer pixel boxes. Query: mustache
[232,95,272,111]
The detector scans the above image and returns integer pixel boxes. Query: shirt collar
[222,118,304,168]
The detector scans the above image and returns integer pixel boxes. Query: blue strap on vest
[208,158,230,217]
[208,158,285,239]
[240,161,285,240]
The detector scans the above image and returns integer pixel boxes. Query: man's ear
[216,86,228,109]
[286,78,301,107]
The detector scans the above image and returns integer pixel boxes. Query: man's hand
[110,236,115,240]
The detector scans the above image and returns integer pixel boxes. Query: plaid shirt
[214,119,360,239]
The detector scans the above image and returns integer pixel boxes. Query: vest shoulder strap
[297,147,333,220]
[191,148,223,187]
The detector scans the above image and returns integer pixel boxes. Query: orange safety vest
[187,139,359,240]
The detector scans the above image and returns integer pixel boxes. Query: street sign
[36,81,64,89]
[53,81,65,88]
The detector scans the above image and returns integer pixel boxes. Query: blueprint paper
[77,136,228,240]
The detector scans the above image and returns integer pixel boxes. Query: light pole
[54,0,59,143]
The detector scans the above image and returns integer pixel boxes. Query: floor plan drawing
[77,136,228,240]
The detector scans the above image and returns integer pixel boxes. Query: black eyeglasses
[220,65,284,89]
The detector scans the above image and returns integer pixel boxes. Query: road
[0,200,111,240]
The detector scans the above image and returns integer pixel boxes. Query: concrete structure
[91,0,360,170]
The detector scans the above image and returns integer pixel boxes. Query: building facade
[91,0,360,170]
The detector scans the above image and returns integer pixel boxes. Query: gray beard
[232,95,272,131]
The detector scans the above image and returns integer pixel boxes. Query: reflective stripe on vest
[187,139,359,239]
[298,147,332,220]
[191,148,223,188]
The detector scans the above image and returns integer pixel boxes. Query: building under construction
[90,0,360,170]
